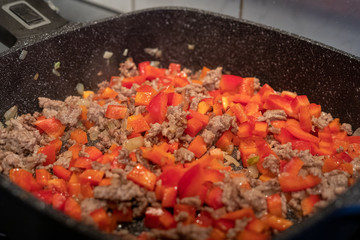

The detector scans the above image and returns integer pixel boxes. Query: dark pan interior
[0,7,360,240]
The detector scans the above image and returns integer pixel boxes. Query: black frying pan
[0,1,360,240]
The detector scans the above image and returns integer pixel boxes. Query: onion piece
[103,51,113,59]
[19,50,28,60]
[76,83,84,95]
[248,165,259,178]
[124,136,144,151]
[34,72,39,80]
[4,105,18,121]
[52,69,60,77]
[54,61,61,70]
[188,44,195,50]
[123,49,128,56]
[224,154,240,167]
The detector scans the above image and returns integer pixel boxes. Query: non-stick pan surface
[0,7,360,240]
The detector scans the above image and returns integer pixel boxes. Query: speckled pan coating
[0,7,360,240]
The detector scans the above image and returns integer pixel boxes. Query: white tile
[134,0,241,18]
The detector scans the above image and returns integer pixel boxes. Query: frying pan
[1,1,360,240]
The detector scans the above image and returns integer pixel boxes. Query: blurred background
[0,0,360,56]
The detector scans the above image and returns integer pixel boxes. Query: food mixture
[1,58,360,240]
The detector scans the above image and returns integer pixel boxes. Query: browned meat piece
[257,109,287,122]
[119,58,139,78]
[340,123,353,135]
[312,112,333,129]
[201,115,236,145]
[262,154,280,175]
[174,147,194,163]
[0,151,45,174]
[144,123,162,147]
[161,105,188,142]
[202,67,222,91]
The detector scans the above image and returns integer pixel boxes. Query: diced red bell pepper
[246,218,270,234]
[279,173,321,192]
[299,106,312,132]
[231,104,248,123]
[135,91,155,106]
[167,92,183,106]
[122,75,147,88]
[290,140,312,151]
[33,117,65,138]
[38,144,56,166]
[79,169,105,186]
[267,193,282,217]
[253,121,268,138]
[286,125,319,143]
[161,187,177,208]
[178,164,206,200]
[35,169,51,187]
[47,178,67,193]
[72,157,93,169]
[282,157,304,176]
[220,75,244,92]
[174,204,196,225]
[85,146,103,160]
[70,129,88,144]
[205,186,224,209]
[187,109,209,126]
[291,95,310,115]
[158,165,185,187]
[195,210,213,227]
[144,207,176,229]
[261,214,293,231]
[127,164,157,191]
[258,84,275,102]
[69,143,82,159]
[90,208,111,231]
[146,92,168,124]
[52,192,67,211]
[126,114,150,133]
[64,197,82,220]
[263,94,294,116]
[322,156,342,173]
[10,168,42,192]
[49,138,62,153]
[105,105,127,119]
[53,165,71,181]
[215,130,234,152]
[32,189,53,204]
[142,145,175,166]
[185,117,204,137]
[308,103,321,118]
[301,195,320,216]
[213,218,235,232]
[112,208,133,223]
[188,136,207,158]
[100,87,118,99]
[237,122,253,138]
[221,208,255,220]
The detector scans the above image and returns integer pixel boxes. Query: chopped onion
[77,98,90,107]
[187,44,195,50]
[89,131,99,141]
[19,50,28,60]
[124,136,144,151]
[52,69,60,77]
[123,49,128,56]
[247,155,259,166]
[224,154,240,167]
[4,105,18,121]
[248,165,259,178]
[34,72,39,80]
[54,61,61,70]
[103,51,113,59]
[150,61,160,67]
[353,127,360,136]
[76,83,84,95]
[144,48,162,58]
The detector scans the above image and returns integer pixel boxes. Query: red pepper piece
[286,125,319,143]
[299,106,312,132]
[100,87,118,99]
[105,105,127,119]
[32,189,53,204]
[9,168,41,192]
[231,104,248,123]
[35,169,51,187]
[279,173,321,192]
[267,193,283,217]
[70,129,88,144]
[220,74,244,92]
[301,195,320,216]
[33,117,65,138]
[178,164,206,199]
[85,146,103,161]
[90,208,111,231]
[185,117,204,137]
[205,186,224,210]
[158,165,185,187]
[161,187,177,208]
[291,95,310,115]
[144,207,176,229]
[64,197,82,220]
[146,92,168,124]
[126,114,150,133]
[263,94,295,116]
[78,169,104,186]
[188,136,207,158]
[220,208,255,220]
[72,157,93,169]
[174,204,196,225]
[38,144,56,166]
[53,165,71,181]
[52,192,67,211]
[261,214,293,231]
[282,157,304,176]
[47,179,67,194]
[290,140,312,151]
[237,230,270,240]
[127,164,157,191]
[195,210,213,227]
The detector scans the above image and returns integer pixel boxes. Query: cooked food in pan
[2,58,359,240]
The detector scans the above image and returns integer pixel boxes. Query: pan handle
[0,0,67,48]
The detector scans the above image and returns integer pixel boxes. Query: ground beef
[241,188,267,217]
[202,67,222,91]
[0,151,45,174]
[312,112,333,130]
[257,110,287,122]
[352,158,360,177]
[262,154,280,175]
[161,105,188,142]
[176,83,208,97]
[144,123,161,147]
[226,218,251,240]
[149,224,211,240]
[94,179,145,202]
[174,148,194,163]
[288,191,306,213]
[39,96,82,127]
[268,127,281,135]
[179,196,202,209]
[340,123,353,135]
[53,151,72,168]
[272,142,296,160]
[318,170,349,201]
[189,95,207,110]
[87,101,105,124]
[201,115,236,145]
[119,58,138,78]
[353,128,360,136]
